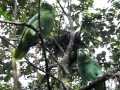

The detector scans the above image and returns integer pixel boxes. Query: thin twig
[56,0,68,16]
[0,36,16,48]
[38,1,51,89]
[0,20,38,32]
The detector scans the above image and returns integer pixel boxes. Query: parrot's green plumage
[12,3,55,60]
[77,49,106,90]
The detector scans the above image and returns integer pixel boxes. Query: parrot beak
[97,72,103,78]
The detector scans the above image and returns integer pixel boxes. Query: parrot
[77,49,106,90]
[12,3,55,60]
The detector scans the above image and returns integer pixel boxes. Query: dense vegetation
[0,0,120,90]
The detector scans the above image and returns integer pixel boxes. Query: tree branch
[56,0,68,16]
[80,67,120,90]
[0,20,38,33]
[0,36,16,48]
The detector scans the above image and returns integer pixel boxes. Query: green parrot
[12,3,55,60]
[77,49,106,90]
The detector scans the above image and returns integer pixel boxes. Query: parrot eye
[95,73,98,76]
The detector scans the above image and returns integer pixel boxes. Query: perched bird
[77,49,106,90]
[12,3,55,60]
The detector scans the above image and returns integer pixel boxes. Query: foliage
[0,0,120,90]
[0,83,12,90]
